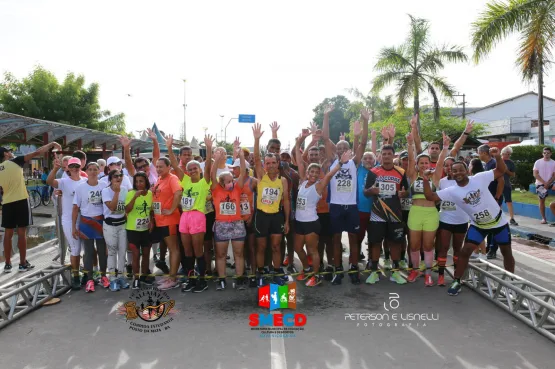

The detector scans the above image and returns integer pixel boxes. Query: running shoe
[257,271,268,287]
[181,278,196,292]
[390,271,406,285]
[216,278,226,291]
[419,261,426,272]
[447,280,462,296]
[204,270,214,282]
[3,263,12,273]
[437,275,445,286]
[305,275,322,287]
[249,277,257,288]
[470,252,479,259]
[71,276,81,291]
[109,280,120,292]
[365,271,380,284]
[296,268,311,281]
[383,259,392,270]
[19,260,34,272]
[307,255,313,266]
[193,280,208,293]
[486,251,497,260]
[143,271,156,286]
[272,272,285,286]
[331,266,344,285]
[323,266,334,281]
[156,277,168,285]
[158,279,179,291]
[235,276,247,290]
[424,274,435,287]
[100,276,110,288]
[132,279,140,290]
[359,252,365,261]
[399,260,408,270]
[85,280,95,293]
[287,265,298,276]
[153,253,159,263]
[478,253,487,260]
[155,261,170,275]
[407,270,421,283]
[510,218,518,226]
[118,277,130,289]
[348,265,360,285]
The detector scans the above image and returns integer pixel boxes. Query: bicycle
[26,179,52,208]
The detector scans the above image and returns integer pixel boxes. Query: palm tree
[472,0,554,145]
[346,88,395,122]
[371,15,468,133]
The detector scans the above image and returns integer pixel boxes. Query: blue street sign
[238,114,256,123]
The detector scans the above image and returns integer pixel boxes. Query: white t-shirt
[73,181,105,217]
[148,163,158,186]
[99,175,133,191]
[329,159,357,205]
[533,159,555,185]
[295,180,321,222]
[438,177,469,225]
[436,170,507,229]
[57,177,87,223]
[101,186,128,219]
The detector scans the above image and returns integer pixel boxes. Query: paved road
[1,238,555,369]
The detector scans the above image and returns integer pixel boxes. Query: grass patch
[511,190,539,205]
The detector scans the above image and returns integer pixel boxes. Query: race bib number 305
[378,182,396,196]
[220,202,236,216]
[261,188,280,205]
[336,179,352,193]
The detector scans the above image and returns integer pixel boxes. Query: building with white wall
[457,92,555,145]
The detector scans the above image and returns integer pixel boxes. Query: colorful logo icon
[258,282,296,311]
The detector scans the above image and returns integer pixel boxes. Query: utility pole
[219,115,224,141]
[453,93,466,119]
[183,79,187,142]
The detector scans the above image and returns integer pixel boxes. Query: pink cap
[68,158,81,166]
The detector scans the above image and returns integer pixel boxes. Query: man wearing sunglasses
[121,129,160,187]
[100,156,133,190]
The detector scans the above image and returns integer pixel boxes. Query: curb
[510,225,555,249]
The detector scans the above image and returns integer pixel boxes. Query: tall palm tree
[371,15,468,133]
[472,0,555,145]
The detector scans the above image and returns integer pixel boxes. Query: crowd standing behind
[6,113,555,297]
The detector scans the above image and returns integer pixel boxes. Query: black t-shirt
[504,159,515,188]
[365,165,409,222]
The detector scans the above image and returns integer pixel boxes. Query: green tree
[472,0,554,145]
[346,88,395,122]
[312,95,351,142]
[216,141,234,155]
[371,15,468,132]
[0,66,126,134]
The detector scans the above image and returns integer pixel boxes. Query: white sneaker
[470,253,479,259]
[478,254,487,260]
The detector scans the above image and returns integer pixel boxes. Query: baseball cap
[68,158,81,166]
[280,150,291,157]
[399,151,409,159]
[229,158,250,169]
[107,156,122,166]
[0,147,13,156]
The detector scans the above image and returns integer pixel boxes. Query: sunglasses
[68,164,80,169]
[110,162,123,166]
[112,174,124,178]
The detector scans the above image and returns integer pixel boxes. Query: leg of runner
[347,232,360,284]
[16,227,27,266]
[438,229,452,286]
[285,221,296,272]
[422,231,436,286]
[180,233,196,292]
[366,242,381,284]
[192,233,207,292]
[387,240,406,284]
[451,232,465,274]
[3,228,14,266]
[270,233,286,285]
[80,240,94,290]
[255,237,268,286]
[294,233,309,280]
[383,240,391,268]
[129,242,140,285]
[204,237,214,276]
[96,239,108,278]
[215,241,228,288]
[231,239,246,289]
[356,212,369,264]
[331,233,344,285]
[157,241,169,273]
[408,230,423,282]
[448,242,478,295]
[305,233,321,286]
[159,233,180,290]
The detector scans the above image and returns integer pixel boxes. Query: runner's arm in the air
[23,142,62,163]
[371,129,377,155]
[353,109,370,166]
[410,114,423,154]
[490,147,506,180]
[317,150,352,196]
[432,132,451,186]
[46,157,62,188]
[406,130,416,181]
[210,150,223,191]
[270,122,280,139]
[450,120,474,157]
[146,128,161,164]
[253,123,265,181]
[203,134,214,184]
[282,178,290,234]
[323,104,336,162]
[296,133,307,183]
[119,136,135,177]
[165,135,184,181]
[236,148,247,189]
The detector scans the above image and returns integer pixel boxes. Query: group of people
[0,110,517,296]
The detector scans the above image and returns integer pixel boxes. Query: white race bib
[441,201,456,211]
[296,196,307,211]
[153,202,161,215]
[473,209,493,225]
[261,187,280,205]
[205,200,214,213]
[135,217,150,231]
[378,182,396,196]
[219,202,236,216]
[401,198,412,211]
[88,190,102,205]
[335,179,352,193]
[115,201,126,214]
[240,201,251,216]
[181,197,195,211]
[413,180,424,193]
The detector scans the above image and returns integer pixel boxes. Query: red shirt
[213,184,243,222]
[152,173,182,226]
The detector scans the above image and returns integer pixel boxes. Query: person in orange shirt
[151,157,183,290]
[210,148,248,290]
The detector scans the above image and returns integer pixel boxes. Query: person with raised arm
[294,129,351,286]
[422,147,514,296]
[252,123,290,287]
[323,105,369,285]
[121,128,160,186]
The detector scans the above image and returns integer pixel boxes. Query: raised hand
[371,129,377,140]
[252,123,264,139]
[270,121,280,133]
[489,147,500,156]
[340,149,354,164]
[442,131,451,148]
[214,150,224,163]
[165,134,174,149]
[309,121,318,133]
[324,104,335,115]
[360,108,372,122]
[238,146,245,158]
[312,129,322,141]
[53,157,62,169]
[465,119,474,134]
[51,142,62,151]
[301,128,310,138]
[423,170,434,181]
[353,121,362,136]
[146,128,157,141]
[406,131,414,144]
[381,126,389,139]
[339,132,346,141]
[410,114,418,130]
[388,124,396,139]
[204,134,214,149]
[233,136,241,149]
[119,136,132,148]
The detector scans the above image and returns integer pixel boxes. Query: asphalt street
[1,238,554,369]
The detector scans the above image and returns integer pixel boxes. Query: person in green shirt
[125,172,155,289]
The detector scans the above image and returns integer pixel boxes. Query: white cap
[229,158,250,169]
[107,156,122,166]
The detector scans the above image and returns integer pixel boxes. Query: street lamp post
[224,117,238,143]
[183,79,187,142]
[453,93,466,119]
[219,114,224,141]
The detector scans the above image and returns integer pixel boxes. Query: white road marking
[407,325,445,360]
[270,310,287,369]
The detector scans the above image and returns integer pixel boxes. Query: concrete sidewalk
[508,212,555,247]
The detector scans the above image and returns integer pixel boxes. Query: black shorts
[244,220,255,235]
[150,225,178,242]
[127,230,151,248]
[204,211,215,241]
[503,187,512,202]
[295,220,321,236]
[317,213,331,237]
[402,210,409,224]
[368,221,405,243]
[254,210,284,238]
[1,198,32,229]
[438,221,468,234]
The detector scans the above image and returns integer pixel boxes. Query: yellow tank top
[257,174,283,214]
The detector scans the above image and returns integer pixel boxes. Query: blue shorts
[329,204,360,234]
[465,223,511,246]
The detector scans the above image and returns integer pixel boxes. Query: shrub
[510,145,554,189]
